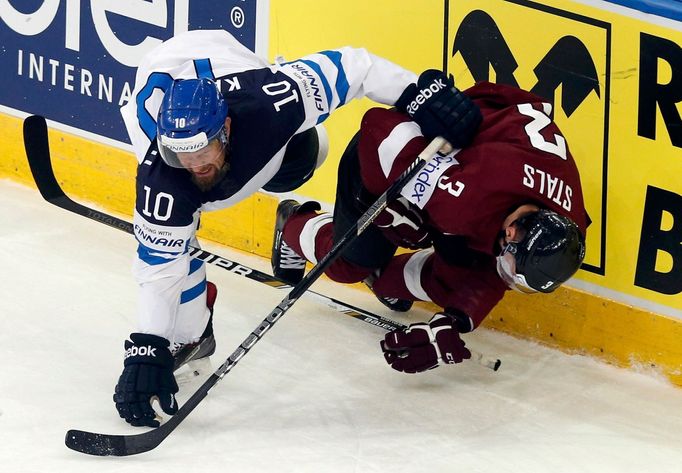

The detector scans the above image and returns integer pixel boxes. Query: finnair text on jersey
[289,62,324,111]
[134,224,186,248]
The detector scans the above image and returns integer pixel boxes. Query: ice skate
[271,199,320,285]
[173,281,218,380]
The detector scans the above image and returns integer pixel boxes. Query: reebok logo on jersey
[125,345,157,359]
[406,78,447,116]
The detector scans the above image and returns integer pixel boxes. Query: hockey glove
[374,196,432,249]
[113,333,179,428]
[381,312,471,373]
[396,69,482,148]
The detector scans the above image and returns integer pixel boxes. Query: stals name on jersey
[522,164,573,211]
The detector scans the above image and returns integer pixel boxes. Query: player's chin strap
[23,115,500,457]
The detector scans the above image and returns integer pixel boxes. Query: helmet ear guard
[499,209,585,293]
[156,78,228,168]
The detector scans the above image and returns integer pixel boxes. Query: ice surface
[1,180,681,472]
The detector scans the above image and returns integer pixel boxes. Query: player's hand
[381,313,471,373]
[113,333,179,427]
[396,70,482,148]
[374,197,432,249]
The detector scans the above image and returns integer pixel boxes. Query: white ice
[1,180,681,473]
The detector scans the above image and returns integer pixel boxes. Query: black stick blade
[65,430,128,456]
[23,115,62,202]
[64,388,203,456]
[65,427,167,457]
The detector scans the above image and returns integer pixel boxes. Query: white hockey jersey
[122,30,417,343]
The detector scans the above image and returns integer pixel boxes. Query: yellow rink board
[1,0,680,386]
[266,0,682,384]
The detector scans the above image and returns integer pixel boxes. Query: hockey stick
[24,116,499,456]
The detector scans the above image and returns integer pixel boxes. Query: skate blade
[175,357,213,384]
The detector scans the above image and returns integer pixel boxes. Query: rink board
[1,0,681,385]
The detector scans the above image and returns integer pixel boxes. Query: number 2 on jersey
[517,103,567,160]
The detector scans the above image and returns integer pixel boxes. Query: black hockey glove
[113,333,179,428]
[396,69,482,148]
[380,311,471,373]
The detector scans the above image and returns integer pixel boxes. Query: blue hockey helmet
[156,78,228,168]
[496,210,585,293]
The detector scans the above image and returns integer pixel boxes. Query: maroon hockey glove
[374,197,432,249]
[113,333,179,427]
[396,69,482,148]
[381,313,471,373]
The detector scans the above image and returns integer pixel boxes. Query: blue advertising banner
[0,0,260,144]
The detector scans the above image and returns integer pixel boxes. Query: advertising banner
[0,0,260,143]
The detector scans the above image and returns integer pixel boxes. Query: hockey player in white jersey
[113,29,481,427]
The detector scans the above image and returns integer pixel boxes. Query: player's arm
[132,209,196,341]
[276,47,415,132]
[133,237,190,340]
[372,250,506,329]
[372,251,506,373]
[277,49,480,146]
[114,176,198,428]
[341,108,434,248]
[357,107,430,195]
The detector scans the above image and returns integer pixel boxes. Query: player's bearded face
[178,139,229,191]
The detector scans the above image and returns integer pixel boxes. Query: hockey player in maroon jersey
[271,74,587,374]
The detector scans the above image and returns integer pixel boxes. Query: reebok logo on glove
[116,333,178,428]
[125,345,157,359]
[405,78,447,116]
[396,69,482,148]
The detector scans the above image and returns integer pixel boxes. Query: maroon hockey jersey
[360,81,588,254]
[361,82,588,328]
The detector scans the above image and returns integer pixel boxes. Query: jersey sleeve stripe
[134,72,175,141]
[319,50,350,106]
[180,278,207,304]
[378,121,423,177]
[137,244,179,266]
[188,257,205,275]
[402,249,434,301]
[193,58,215,80]
[299,213,333,264]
